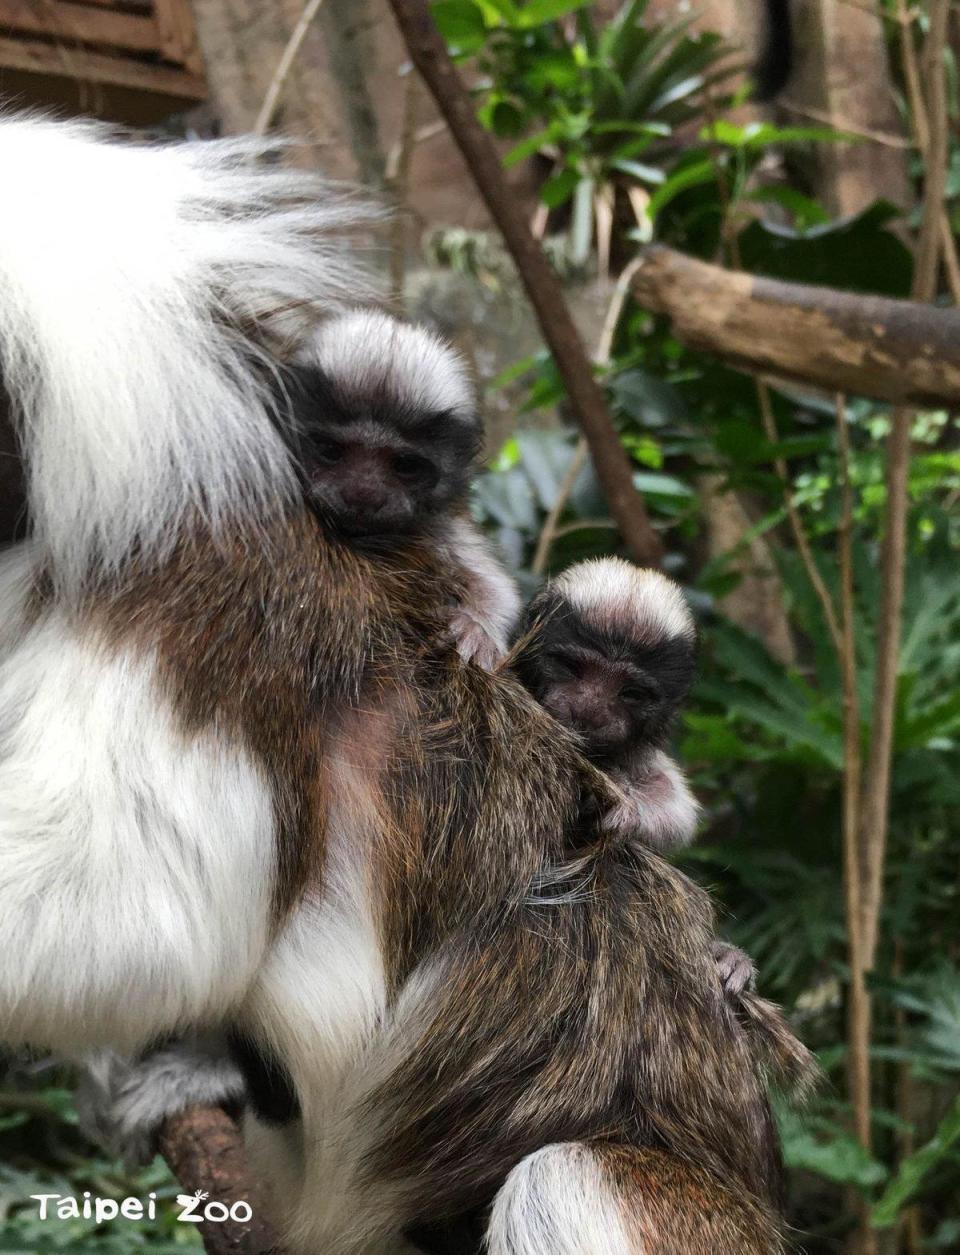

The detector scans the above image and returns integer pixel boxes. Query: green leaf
[632,471,694,498]
[516,0,588,27]
[746,185,830,230]
[503,128,558,168]
[431,0,487,50]
[484,98,526,137]
[647,158,716,219]
[592,120,671,137]
[872,1096,960,1226]
[540,168,580,208]
[899,690,960,747]
[610,158,665,184]
[778,1110,889,1188]
[702,120,848,148]
[697,680,843,768]
[609,368,687,427]
[737,200,913,298]
[477,0,519,19]
[515,431,580,510]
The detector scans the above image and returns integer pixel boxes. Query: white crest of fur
[299,310,475,419]
[0,114,381,594]
[552,557,694,643]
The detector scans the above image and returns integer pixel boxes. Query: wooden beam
[0,1,159,55]
[630,245,960,406]
[152,0,204,75]
[0,33,206,98]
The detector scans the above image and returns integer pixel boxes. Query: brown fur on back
[61,507,784,1242]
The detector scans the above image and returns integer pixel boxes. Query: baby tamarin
[285,315,751,992]
[281,309,519,669]
[513,557,754,995]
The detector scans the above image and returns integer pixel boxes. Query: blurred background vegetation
[0,0,958,1251]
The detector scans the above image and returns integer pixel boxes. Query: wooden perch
[630,246,960,406]
[386,0,664,568]
[159,1106,280,1254]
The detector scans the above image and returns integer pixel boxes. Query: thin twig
[835,392,870,1151]
[896,0,960,301]
[532,257,646,575]
[254,0,327,137]
[756,381,843,653]
[386,0,664,568]
[388,72,421,313]
[385,119,446,179]
[531,441,589,575]
[896,0,930,153]
[941,218,960,305]
[858,0,950,973]
[779,99,913,150]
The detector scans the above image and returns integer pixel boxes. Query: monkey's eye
[544,651,579,678]
[620,680,659,704]
[311,437,344,465]
[392,452,435,485]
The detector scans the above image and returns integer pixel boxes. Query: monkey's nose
[345,482,388,512]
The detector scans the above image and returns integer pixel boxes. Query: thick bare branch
[385,0,664,568]
[629,245,960,406]
[159,1106,281,1255]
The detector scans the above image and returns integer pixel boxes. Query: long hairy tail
[739,990,821,1100]
[0,113,382,594]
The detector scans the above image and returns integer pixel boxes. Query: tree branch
[159,1107,281,1255]
[532,258,645,576]
[254,0,326,137]
[629,245,960,406]
[384,0,664,568]
[857,0,951,973]
[835,391,871,1156]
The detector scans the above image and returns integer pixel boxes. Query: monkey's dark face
[282,366,480,540]
[514,596,695,763]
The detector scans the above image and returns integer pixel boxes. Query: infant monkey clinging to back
[513,557,754,994]
[289,308,753,995]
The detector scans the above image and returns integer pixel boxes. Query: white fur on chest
[0,574,275,1053]
[245,746,393,1253]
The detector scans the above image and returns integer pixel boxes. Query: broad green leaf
[515,431,580,511]
[702,120,848,148]
[505,126,561,166]
[609,368,687,427]
[696,681,843,767]
[899,691,960,747]
[592,120,671,137]
[778,1110,888,1188]
[540,168,580,208]
[647,159,716,219]
[746,185,830,229]
[516,0,587,26]
[477,0,519,19]
[738,200,913,297]
[632,471,694,498]
[610,158,666,184]
[431,0,487,50]
[872,1096,960,1226]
